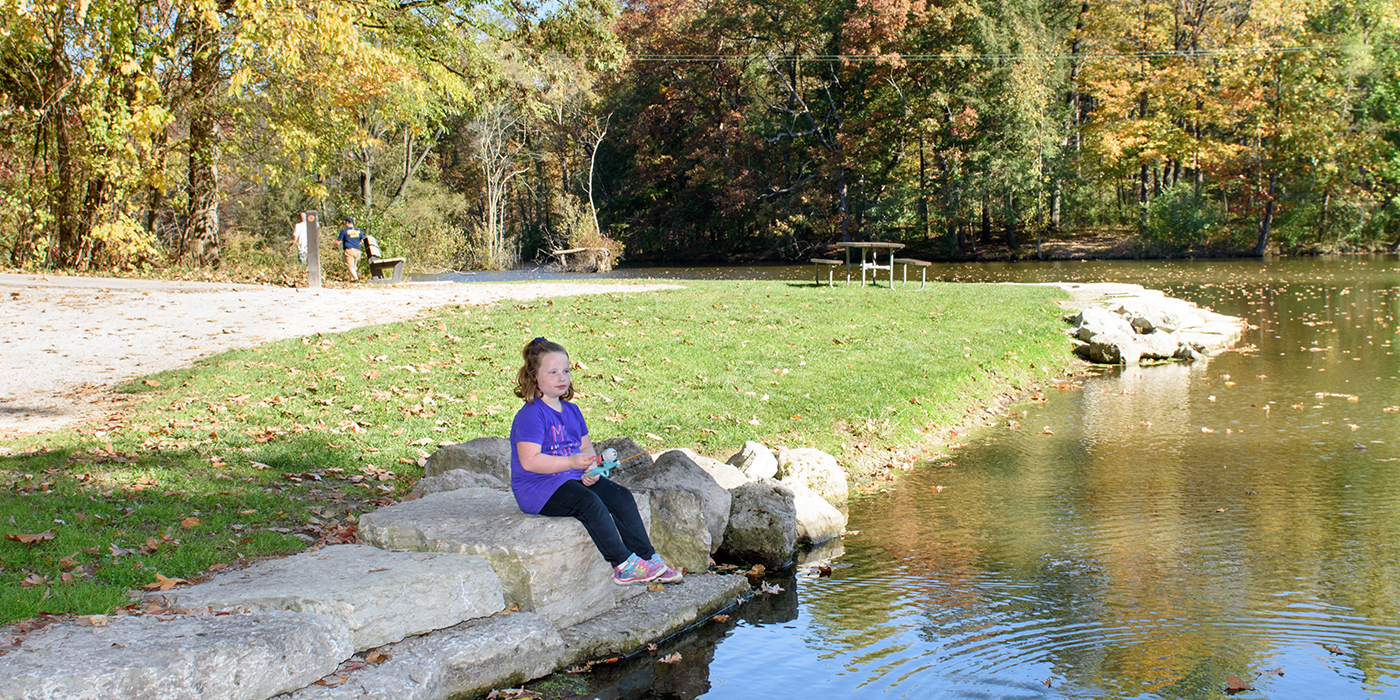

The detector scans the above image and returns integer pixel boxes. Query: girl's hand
[581,473,600,487]
[569,453,596,470]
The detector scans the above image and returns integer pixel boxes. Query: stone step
[279,574,751,700]
[143,544,504,652]
[357,488,650,629]
[0,610,352,700]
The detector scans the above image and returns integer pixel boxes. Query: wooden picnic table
[835,242,905,288]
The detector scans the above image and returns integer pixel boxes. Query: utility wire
[629,42,1398,63]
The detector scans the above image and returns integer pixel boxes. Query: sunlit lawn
[0,279,1076,624]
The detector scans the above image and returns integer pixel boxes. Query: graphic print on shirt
[542,413,579,457]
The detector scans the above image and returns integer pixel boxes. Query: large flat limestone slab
[280,613,565,700]
[0,610,352,700]
[558,573,752,665]
[357,488,647,628]
[281,575,753,700]
[143,544,504,651]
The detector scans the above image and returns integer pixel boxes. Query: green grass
[0,279,1076,625]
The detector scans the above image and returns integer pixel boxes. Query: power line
[630,43,1397,63]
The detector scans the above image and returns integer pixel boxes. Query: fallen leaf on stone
[566,664,593,674]
[743,564,765,580]
[647,582,664,592]
[5,531,56,545]
[712,614,730,622]
[486,689,540,699]
[79,615,109,627]
[659,653,682,664]
[365,651,390,664]
[180,517,201,528]
[314,677,347,687]
[142,573,187,591]
[1224,674,1254,693]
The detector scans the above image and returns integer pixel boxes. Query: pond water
[496,256,1400,699]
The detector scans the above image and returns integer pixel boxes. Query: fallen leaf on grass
[658,653,682,664]
[180,517,201,528]
[20,574,49,587]
[142,573,187,591]
[5,531,56,545]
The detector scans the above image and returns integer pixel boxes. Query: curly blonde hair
[513,337,575,403]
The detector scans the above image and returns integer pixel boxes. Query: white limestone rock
[788,482,846,547]
[727,440,778,480]
[413,468,508,495]
[423,437,510,483]
[357,488,645,629]
[0,610,352,700]
[776,447,848,507]
[632,486,711,574]
[279,613,565,700]
[720,477,797,569]
[143,544,504,651]
[610,449,731,553]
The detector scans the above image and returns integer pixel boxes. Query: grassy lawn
[0,279,1077,625]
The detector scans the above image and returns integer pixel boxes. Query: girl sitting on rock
[510,337,683,585]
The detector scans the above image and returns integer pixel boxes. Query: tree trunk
[186,22,221,266]
[1254,169,1277,256]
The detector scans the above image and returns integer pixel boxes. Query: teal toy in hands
[586,448,620,478]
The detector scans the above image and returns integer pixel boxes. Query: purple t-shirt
[509,399,589,514]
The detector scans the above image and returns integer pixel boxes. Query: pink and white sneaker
[649,554,684,583]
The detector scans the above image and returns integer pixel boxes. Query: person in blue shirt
[337,218,364,281]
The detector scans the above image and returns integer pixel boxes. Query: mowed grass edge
[0,279,1078,624]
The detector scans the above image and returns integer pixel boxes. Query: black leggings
[539,478,655,568]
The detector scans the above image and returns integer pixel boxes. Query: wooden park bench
[811,258,843,287]
[893,258,931,290]
[365,236,406,283]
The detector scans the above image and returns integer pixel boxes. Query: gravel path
[0,274,680,437]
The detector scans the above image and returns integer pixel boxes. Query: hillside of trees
[3,0,1398,274]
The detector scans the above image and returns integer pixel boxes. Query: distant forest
[3,0,1399,272]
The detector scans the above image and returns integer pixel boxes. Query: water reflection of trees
[796,273,1400,695]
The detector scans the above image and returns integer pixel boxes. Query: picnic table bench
[812,245,929,290]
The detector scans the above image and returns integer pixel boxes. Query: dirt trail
[0,274,679,437]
